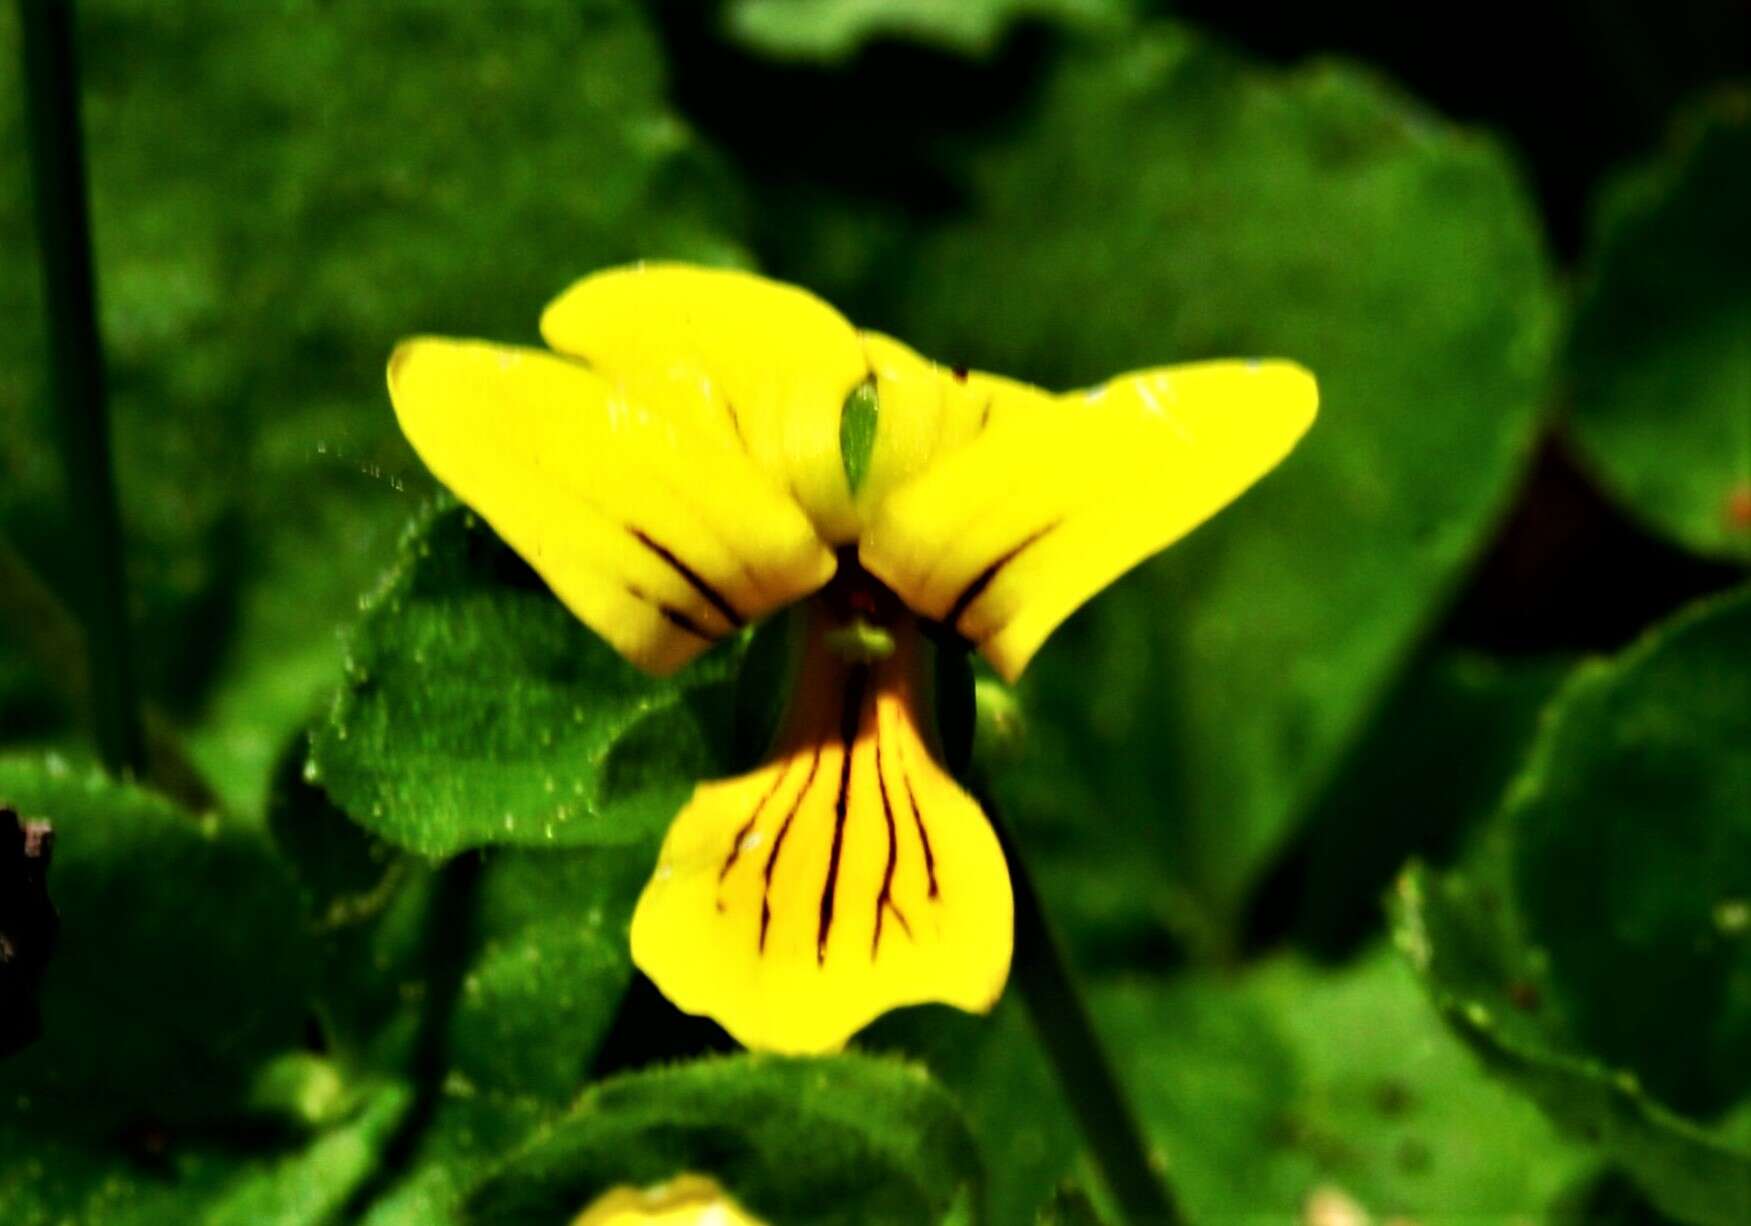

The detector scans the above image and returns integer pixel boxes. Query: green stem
[984,788,1184,1226]
[16,0,146,779]
[0,536,217,811]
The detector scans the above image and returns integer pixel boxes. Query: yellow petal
[859,360,1318,681]
[541,263,871,544]
[631,609,1013,1054]
[853,331,985,512]
[572,1174,765,1226]
[388,338,837,676]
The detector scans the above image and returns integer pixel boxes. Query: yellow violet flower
[571,1174,764,1226]
[388,263,1316,1054]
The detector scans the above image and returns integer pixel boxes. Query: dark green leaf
[1393,857,1751,1226]
[1392,586,1751,1225]
[0,1082,410,1226]
[1566,89,1751,563]
[1286,649,1574,957]
[470,1054,986,1226]
[1509,585,1751,1113]
[448,848,647,1103]
[0,756,315,1124]
[309,505,744,855]
[354,1092,550,1226]
[1036,1184,1110,1226]
[310,843,648,1219]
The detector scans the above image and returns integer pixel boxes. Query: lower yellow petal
[572,1174,765,1226]
[631,607,1012,1054]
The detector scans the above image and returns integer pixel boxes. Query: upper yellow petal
[387,338,836,676]
[859,359,1318,681]
[631,609,1013,1054]
[541,263,871,544]
[852,331,986,512]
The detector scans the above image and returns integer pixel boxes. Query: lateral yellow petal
[571,1174,765,1226]
[859,359,1318,681]
[388,338,836,676]
[541,263,870,544]
[631,612,1013,1054]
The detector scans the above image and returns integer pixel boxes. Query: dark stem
[340,851,485,1223]
[17,0,146,779]
[983,787,1184,1226]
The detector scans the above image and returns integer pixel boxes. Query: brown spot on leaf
[1726,484,1751,533]
[1508,979,1541,1011]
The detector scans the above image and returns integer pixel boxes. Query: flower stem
[983,788,1184,1226]
[16,0,146,779]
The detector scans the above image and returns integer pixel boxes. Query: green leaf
[726,0,1132,61]
[1099,948,1591,1223]
[1566,89,1751,563]
[308,504,744,855]
[1508,585,1751,1115]
[0,756,315,1125]
[354,1091,551,1226]
[447,847,647,1103]
[469,1054,986,1226]
[777,25,1556,952]
[305,839,647,1221]
[0,1082,411,1226]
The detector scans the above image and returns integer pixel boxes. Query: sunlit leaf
[309,505,744,855]
[726,0,1132,61]
[470,1054,986,1226]
[1099,949,1591,1223]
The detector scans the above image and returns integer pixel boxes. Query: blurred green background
[2,1,1749,1223]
